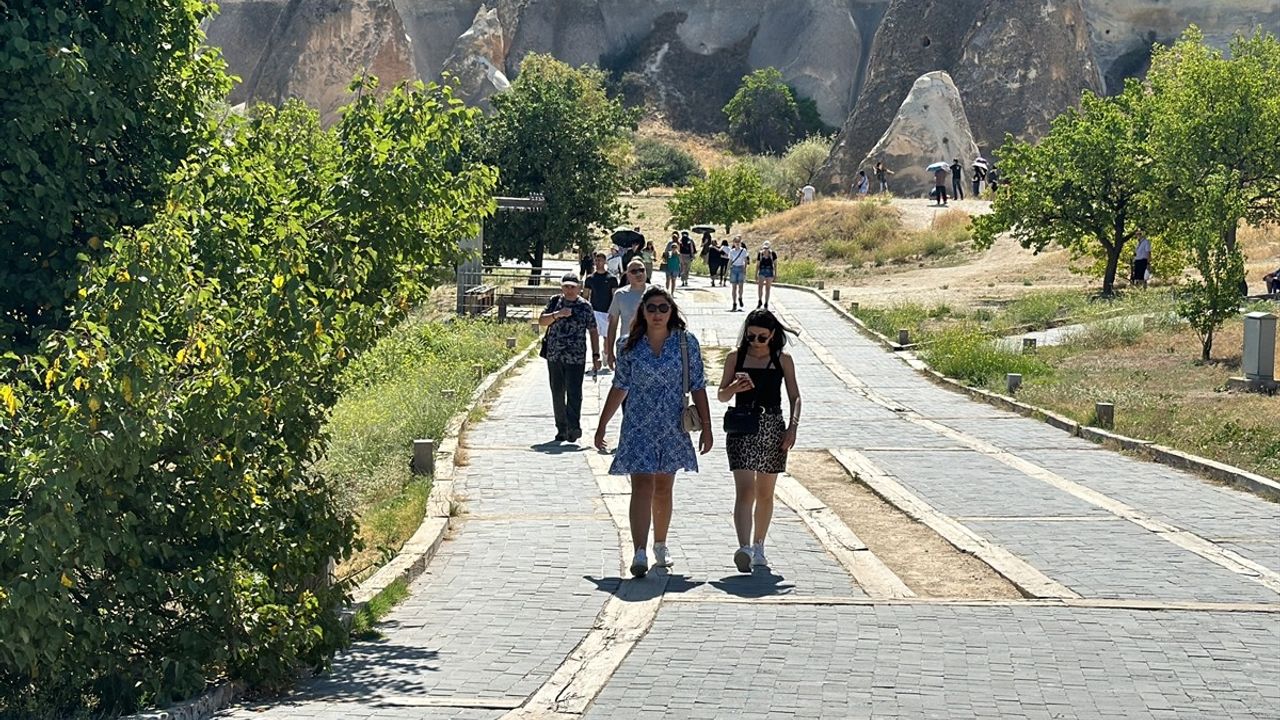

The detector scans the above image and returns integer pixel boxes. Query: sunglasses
[628,268,646,275]
[745,332,771,343]
[644,303,672,314]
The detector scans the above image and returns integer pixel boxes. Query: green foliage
[723,68,800,154]
[349,579,410,640]
[761,135,834,199]
[0,0,232,354]
[666,163,788,233]
[0,81,496,715]
[1175,178,1249,361]
[972,81,1155,296]
[773,259,819,285]
[623,137,704,191]
[921,326,1051,387]
[792,89,835,138]
[854,304,933,340]
[478,54,635,265]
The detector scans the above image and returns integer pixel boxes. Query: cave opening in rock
[922,36,931,48]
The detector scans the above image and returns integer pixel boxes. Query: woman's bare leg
[630,473,654,551]
[764,279,773,306]
[652,473,675,544]
[752,472,779,544]
[733,470,756,547]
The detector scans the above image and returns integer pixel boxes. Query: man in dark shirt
[539,273,600,443]
[950,159,964,201]
[678,231,696,287]
[583,252,619,369]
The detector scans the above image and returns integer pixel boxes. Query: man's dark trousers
[547,360,585,437]
[952,178,964,200]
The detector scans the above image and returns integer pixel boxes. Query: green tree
[478,54,635,269]
[724,68,800,154]
[667,163,788,234]
[624,137,704,191]
[972,82,1155,296]
[0,0,231,353]
[1147,27,1280,279]
[792,89,835,138]
[1176,177,1248,360]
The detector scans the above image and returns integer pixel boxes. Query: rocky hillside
[207,0,1279,185]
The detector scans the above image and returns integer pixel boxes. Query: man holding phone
[539,273,600,443]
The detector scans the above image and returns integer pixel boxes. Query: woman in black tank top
[716,309,802,573]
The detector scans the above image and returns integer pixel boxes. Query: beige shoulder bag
[679,331,703,433]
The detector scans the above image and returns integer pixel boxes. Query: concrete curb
[123,337,541,720]
[780,283,1280,503]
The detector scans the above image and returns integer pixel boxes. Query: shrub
[775,259,819,284]
[922,325,1050,386]
[667,163,788,233]
[0,83,496,715]
[724,68,799,154]
[624,137,704,191]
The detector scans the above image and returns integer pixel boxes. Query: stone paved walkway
[219,279,1280,720]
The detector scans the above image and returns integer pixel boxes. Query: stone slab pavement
[217,277,1280,719]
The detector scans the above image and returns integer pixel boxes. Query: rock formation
[859,72,980,197]
[207,0,417,126]
[441,4,511,107]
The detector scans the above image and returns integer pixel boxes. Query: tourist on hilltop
[583,252,620,373]
[875,161,893,194]
[855,170,870,198]
[756,241,777,309]
[538,272,600,443]
[701,230,721,287]
[594,287,712,578]
[605,258,651,371]
[663,232,681,294]
[718,309,802,572]
[800,183,816,204]
[950,158,965,201]
[933,165,949,206]
[678,230,696,287]
[1131,231,1152,288]
[726,234,751,312]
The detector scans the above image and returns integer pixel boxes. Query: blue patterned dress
[609,331,706,475]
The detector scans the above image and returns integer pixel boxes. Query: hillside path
[217,277,1280,720]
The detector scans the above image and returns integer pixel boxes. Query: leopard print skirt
[726,411,788,474]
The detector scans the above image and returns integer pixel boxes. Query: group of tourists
[930,158,998,206]
[538,264,803,577]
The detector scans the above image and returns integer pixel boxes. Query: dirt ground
[788,450,1022,599]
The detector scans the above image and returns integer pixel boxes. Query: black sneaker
[554,432,566,442]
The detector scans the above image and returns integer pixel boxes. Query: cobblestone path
[219,280,1280,720]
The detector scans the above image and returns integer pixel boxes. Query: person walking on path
[640,241,655,283]
[875,161,893,194]
[971,161,986,197]
[755,241,777,309]
[583,252,619,372]
[1131,231,1152,288]
[726,235,751,312]
[717,239,731,286]
[539,273,601,443]
[678,231,696,287]
[987,165,1000,193]
[701,231,721,287]
[950,158,965,201]
[855,170,870,198]
[594,287,713,578]
[933,166,949,206]
[605,259,650,370]
[663,233,681,294]
[717,309,801,572]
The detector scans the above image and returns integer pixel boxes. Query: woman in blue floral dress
[594,287,713,578]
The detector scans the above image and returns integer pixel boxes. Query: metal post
[897,329,910,346]
[1006,373,1022,393]
[1094,402,1114,430]
[817,280,825,290]
[412,439,436,475]
[832,289,841,301]
[506,337,517,349]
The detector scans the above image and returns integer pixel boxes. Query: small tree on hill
[724,68,800,154]
[1177,177,1248,361]
[972,82,1156,296]
[478,54,635,269]
[623,137,704,191]
[667,163,788,234]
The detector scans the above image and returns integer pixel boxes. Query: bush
[667,163,788,233]
[921,325,1050,387]
[724,68,799,154]
[0,83,496,715]
[624,137,704,191]
[775,259,819,284]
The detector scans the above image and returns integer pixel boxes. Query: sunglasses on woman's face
[628,268,646,275]
[644,303,672,314]
[745,332,771,343]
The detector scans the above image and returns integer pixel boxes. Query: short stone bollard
[473,363,484,380]
[442,388,456,401]
[832,288,841,301]
[506,336,517,349]
[849,301,860,313]
[412,438,436,475]
[817,280,825,290]
[897,329,911,346]
[1095,402,1115,430]
[1022,337,1037,354]
[1006,373,1022,393]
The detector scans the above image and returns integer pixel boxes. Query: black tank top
[734,350,783,411]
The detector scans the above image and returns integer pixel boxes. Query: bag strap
[680,331,690,398]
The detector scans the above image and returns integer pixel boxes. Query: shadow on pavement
[528,440,588,455]
[583,570,706,602]
[236,642,443,706]
[709,569,794,598]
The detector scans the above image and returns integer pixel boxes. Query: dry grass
[635,117,735,172]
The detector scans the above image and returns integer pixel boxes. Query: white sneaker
[630,549,648,578]
[653,543,674,568]
[751,543,769,568]
[733,546,753,573]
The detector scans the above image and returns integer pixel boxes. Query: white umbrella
[926,161,949,172]
[973,157,989,169]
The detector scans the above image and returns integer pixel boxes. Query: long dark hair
[624,286,687,353]
[735,308,796,362]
